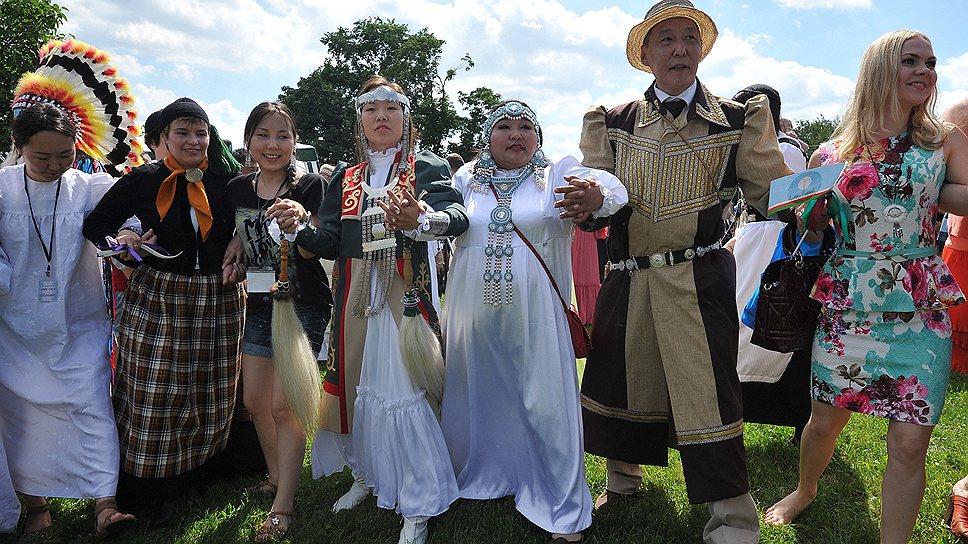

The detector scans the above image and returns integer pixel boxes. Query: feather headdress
[11,39,145,169]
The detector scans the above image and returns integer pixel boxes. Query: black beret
[158,97,209,131]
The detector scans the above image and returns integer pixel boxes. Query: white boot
[398,516,428,544]
[332,474,370,512]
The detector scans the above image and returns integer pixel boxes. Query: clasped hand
[266,198,307,234]
[377,187,426,231]
[553,176,604,223]
[112,228,157,261]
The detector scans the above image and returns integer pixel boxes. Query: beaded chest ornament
[470,101,549,305]
[353,163,401,318]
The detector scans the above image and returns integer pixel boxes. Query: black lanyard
[23,168,62,277]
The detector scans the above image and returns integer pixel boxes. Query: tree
[279,18,493,165]
[447,87,503,161]
[794,115,840,156]
[0,0,68,152]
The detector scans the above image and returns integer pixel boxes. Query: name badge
[246,268,276,293]
[39,279,58,302]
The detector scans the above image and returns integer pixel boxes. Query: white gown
[311,148,457,518]
[440,156,627,534]
[0,434,17,533]
[0,165,118,498]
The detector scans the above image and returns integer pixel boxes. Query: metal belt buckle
[625,258,637,277]
[683,248,696,260]
[650,252,666,268]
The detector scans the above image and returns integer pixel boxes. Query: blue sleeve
[741,230,790,328]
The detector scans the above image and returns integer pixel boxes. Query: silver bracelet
[419,211,451,236]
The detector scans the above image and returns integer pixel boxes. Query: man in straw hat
[572,1,792,542]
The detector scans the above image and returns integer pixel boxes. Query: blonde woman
[765,30,968,544]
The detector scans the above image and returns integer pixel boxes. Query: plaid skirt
[114,266,245,478]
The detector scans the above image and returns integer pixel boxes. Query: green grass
[4,372,966,544]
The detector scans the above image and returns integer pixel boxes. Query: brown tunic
[578,81,791,503]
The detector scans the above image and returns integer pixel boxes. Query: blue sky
[57,0,968,160]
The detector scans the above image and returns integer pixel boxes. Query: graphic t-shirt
[227,172,333,311]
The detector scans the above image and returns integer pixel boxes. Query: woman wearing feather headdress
[0,39,143,539]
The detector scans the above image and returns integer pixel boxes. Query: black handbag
[751,224,835,353]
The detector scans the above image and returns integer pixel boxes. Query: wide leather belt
[605,241,722,275]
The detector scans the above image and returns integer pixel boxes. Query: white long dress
[0,165,118,499]
[0,434,17,533]
[440,155,627,534]
[311,148,457,518]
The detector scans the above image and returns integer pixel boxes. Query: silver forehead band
[484,101,539,138]
[355,86,410,110]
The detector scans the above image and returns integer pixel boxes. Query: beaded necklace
[863,132,913,239]
[481,165,533,305]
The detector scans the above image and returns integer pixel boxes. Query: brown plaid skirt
[114,265,245,478]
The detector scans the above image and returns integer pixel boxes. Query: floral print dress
[810,134,963,426]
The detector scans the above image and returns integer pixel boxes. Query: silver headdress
[472,101,548,191]
[354,84,414,175]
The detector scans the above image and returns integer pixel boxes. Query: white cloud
[130,84,178,120]
[941,51,968,89]
[772,0,872,8]
[701,31,854,123]
[169,64,197,84]
[108,54,157,78]
[54,0,967,161]
[63,0,327,75]
[130,84,247,150]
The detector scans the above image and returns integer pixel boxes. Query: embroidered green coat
[295,150,467,433]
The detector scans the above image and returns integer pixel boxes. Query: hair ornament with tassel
[397,230,446,412]
[270,234,321,432]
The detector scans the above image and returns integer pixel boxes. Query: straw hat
[626,0,718,73]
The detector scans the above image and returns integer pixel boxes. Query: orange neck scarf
[157,155,213,241]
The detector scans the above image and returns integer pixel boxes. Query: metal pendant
[184,168,203,182]
[881,203,907,223]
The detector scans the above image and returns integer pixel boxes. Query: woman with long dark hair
[0,38,144,539]
[227,101,332,540]
[285,75,467,544]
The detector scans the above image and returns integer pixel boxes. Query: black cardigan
[83,162,237,275]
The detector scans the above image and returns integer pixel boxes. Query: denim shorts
[242,302,330,358]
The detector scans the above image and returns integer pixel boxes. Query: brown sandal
[94,498,137,541]
[255,511,295,542]
[246,479,278,496]
[946,494,968,543]
[24,498,51,534]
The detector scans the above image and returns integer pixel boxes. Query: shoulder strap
[487,182,570,311]
[779,136,808,159]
